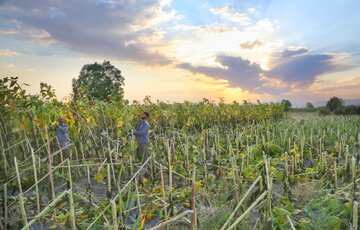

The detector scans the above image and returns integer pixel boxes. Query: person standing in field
[134,112,150,162]
[55,116,71,158]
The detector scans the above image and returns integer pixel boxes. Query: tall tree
[281,99,292,112]
[306,102,314,109]
[326,96,344,111]
[72,60,124,101]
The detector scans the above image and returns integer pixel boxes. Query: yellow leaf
[269,166,276,174]
[85,117,91,124]
[152,186,161,193]
[195,180,203,190]
[142,178,149,185]
[117,120,124,128]
[139,217,146,230]
[80,212,88,219]
[94,173,104,183]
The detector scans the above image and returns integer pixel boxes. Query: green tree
[40,82,56,102]
[281,99,292,112]
[72,60,124,101]
[326,96,344,111]
[306,102,314,109]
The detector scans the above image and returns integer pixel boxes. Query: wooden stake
[287,215,296,230]
[160,165,168,219]
[264,154,272,225]
[3,183,8,228]
[111,200,118,230]
[353,201,358,230]
[149,210,194,230]
[45,127,55,200]
[0,132,7,178]
[67,160,76,230]
[134,178,142,224]
[107,164,112,198]
[203,139,208,183]
[30,145,41,215]
[167,140,173,215]
[352,157,356,203]
[86,165,92,204]
[14,157,28,227]
[227,191,268,230]
[21,190,68,230]
[191,164,196,230]
[129,155,134,177]
[334,160,338,192]
[221,176,261,230]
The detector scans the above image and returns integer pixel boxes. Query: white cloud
[131,0,181,31]
[247,8,256,14]
[24,28,56,45]
[0,27,56,45]
[0,49,20,57]
[171,16,279,67]
[0,29,21,35]
[5,63,15,68]
[210,6,251,25]
[244,19,277,34]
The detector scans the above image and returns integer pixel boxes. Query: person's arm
[134,122,149,136]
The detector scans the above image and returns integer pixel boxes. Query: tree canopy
[281,99,292,112]
[306,102,314,109]
[326,96,344,111]
[72,60,124,101]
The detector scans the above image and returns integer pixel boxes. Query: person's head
[58,116,65,124]
[141,112,149,120]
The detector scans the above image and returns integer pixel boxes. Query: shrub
[334,108,345,115]
[318,107,331,116]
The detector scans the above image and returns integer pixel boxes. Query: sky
[1,0,360,106]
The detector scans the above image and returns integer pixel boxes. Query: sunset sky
[1,0,359,105]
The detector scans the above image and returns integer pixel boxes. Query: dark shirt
[134,120,150,144]
[55,124,70,143]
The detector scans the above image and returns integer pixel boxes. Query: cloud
[172,23,235,34]
[312,77,360,92]
[0,29,21,35]
[240,40,264,49]
[0,28,54,45]
[210,6,251,25]
[244,19,276,35]
[178,55,263,90]
[280,48,308,57]
[0,49,20,57]
[0,0,178,65]
[178,48,352,94]
[247,8,256,14]
[4,63,15,68]
[266,48,351,87]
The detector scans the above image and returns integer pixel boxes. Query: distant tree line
[282,97,360,115]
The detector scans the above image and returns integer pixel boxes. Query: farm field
[1,0,360,229]
[1,79,360,229]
